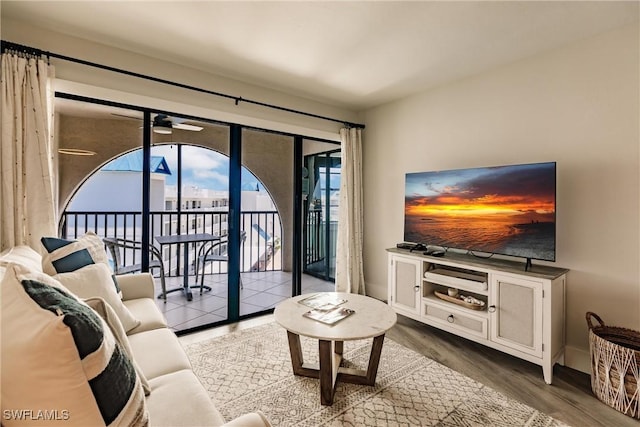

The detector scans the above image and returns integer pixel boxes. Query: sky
[404,162,556,221]
[151,145,263,191]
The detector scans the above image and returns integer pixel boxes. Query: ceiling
[2,1,638,110]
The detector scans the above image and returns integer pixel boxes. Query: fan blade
[113,112,201,131]
[112,113,143,120]
[173,123,203,131]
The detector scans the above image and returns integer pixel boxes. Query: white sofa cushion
[127,328,192,380]
[1,263,148,426]
[146,370,225,426]
[54,263,140,332]
[124,298,168,334]
[40,231,110,276]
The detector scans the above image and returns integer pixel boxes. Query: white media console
[387,248,569,384]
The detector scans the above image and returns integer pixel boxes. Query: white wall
[362,23,639,373]
[241,191,276,212]
[70,171,142,211]
[70,172,166,211]
[1,17,356,142]
[149,177,166,211]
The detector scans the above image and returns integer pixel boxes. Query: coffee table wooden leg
[365,334,385,385]
[319,339,335,405]
[337,334,386,386]
[287,331,320,378]
[286,331,304,372]
[335,340,343,356]
[286,332,385,405]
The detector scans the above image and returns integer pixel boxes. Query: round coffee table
[274,292,397,405]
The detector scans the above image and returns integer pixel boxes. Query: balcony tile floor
[151,272,334,332]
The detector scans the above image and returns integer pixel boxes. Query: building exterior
[69,152,171,212]
[66,150,280,275]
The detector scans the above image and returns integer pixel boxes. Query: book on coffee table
[303,306,355,325]
[298,293,347,311]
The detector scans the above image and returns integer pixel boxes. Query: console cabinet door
[489,274,543,357]
[389,255,421,314]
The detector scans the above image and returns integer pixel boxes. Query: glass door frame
[302,148,341,282]
[55,92,339,329]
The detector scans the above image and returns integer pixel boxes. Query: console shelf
[387,248,568,384]
[424,267,488,294]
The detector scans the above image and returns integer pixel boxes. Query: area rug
[184,322,568,426]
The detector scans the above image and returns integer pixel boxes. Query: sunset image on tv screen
[404,162,556,261]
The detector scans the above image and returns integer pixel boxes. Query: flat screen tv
[404,161,556,263]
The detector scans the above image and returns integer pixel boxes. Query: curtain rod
[1,40,365,129]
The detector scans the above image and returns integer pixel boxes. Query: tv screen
[404,162,556,262]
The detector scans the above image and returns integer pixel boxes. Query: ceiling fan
[112,113,203,134]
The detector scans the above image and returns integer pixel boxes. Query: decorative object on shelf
[434,291,485,311]
[447,288,459,297]
[460,294,484,306]
[586,312,640,419]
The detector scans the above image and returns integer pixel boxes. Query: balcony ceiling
[2,1,638,110]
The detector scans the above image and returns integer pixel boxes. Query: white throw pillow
[1,263,149,427]
[40,231,110,276]
[55,263,141,332]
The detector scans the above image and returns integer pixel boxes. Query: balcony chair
[103,237,168,302]
[195,231,246,294]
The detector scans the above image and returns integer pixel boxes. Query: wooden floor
[181,313,637,427]
[386,315,635,427]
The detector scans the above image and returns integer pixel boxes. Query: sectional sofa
[0,241,271,427]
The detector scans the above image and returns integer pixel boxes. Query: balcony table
[155,233,220,301]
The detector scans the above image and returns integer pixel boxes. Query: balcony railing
[59,210,281,277]
[305,210,324,266]
[304,209,337,280]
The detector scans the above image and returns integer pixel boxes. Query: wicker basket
[586,312,640,419]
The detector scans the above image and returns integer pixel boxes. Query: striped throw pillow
[84,297,151,396]
[41,232,110,276]
[1,263,149,427]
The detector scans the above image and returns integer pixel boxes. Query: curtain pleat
[335,127,365,295]
[1,53,57,251]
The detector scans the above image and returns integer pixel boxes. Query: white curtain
[335,127,365,294]
[1,52,57,251]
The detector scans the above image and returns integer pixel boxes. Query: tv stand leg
[524,258,532,271]
[542,364,553,385]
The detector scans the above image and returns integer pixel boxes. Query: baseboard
[564,345,591,374]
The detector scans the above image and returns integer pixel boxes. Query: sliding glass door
[302,145,341,283]
[150,118,232,327]
[240,129,295,316]
[56,94,338,333]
